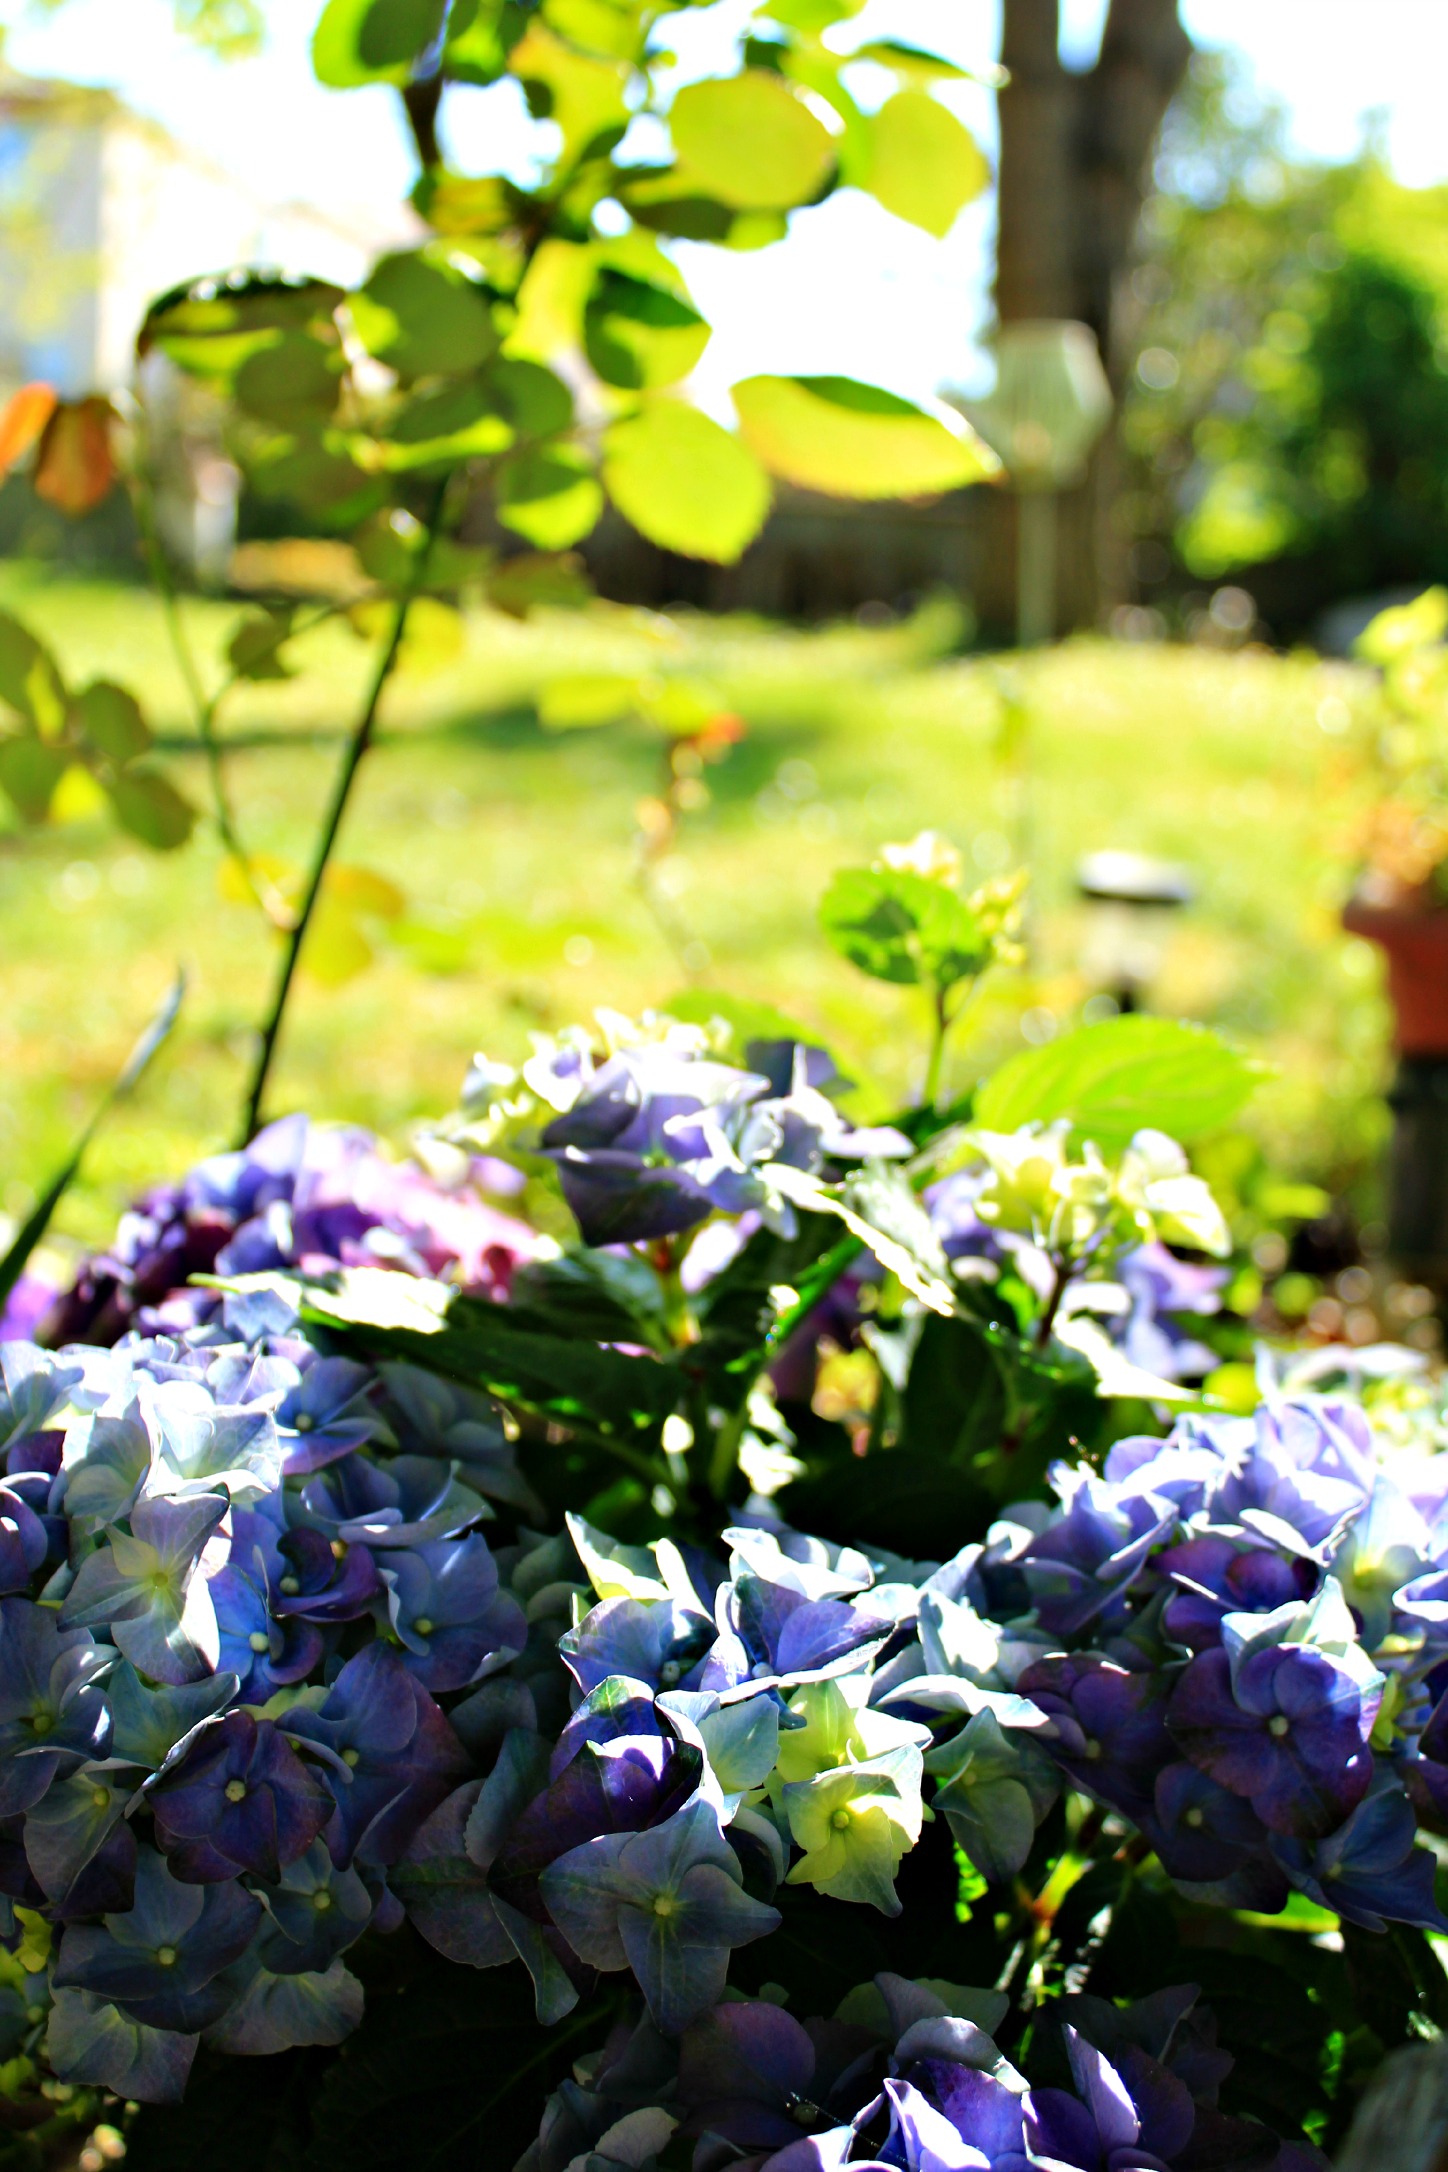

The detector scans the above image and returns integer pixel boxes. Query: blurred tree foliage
[27,0,263,52]
[1120,52,1448,631]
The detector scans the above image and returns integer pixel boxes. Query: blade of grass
[0,970,186,1312]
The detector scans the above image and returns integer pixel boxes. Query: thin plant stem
[238,504,442,1143]
[1033,1250,1075,1353]
[922,984,951,1111]
[128,423,248,868]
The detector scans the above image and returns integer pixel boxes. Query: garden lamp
[1077,849,1193,1012]
[967,321,1113,646]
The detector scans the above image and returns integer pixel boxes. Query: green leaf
[72,681,153,762]
[351,251,499,380]
[664,989,815,1057]
[233,330,342,427]
[312,0,445,86]
[488,357,575,437]
[375,379,513,470]
[0,609,67,734]
[819,865,991,990]
[860,91,987,237]
[496,446,603,548]
[509,21,629,164]
[766,1161,955,1316]
[0,737,66,822]
[758,0,864,29]
[603,400,771,563]
[973,1015,1261,1150]
[734,374,999,498]
[670,71,835,211]
[583,269,710,391]
[0,973,184,1316]
[226,608,298,682]
[849,38,974,85]
[104,768,197,851]
[301,1297,680,1448]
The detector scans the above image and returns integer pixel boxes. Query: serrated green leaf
[819,865,990,991]
[973,1015,1260,1149]
[733,374,999,498]
[603,400,771,564]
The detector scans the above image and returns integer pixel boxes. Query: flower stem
[922,984,951,1111]
[237,502,441,1143]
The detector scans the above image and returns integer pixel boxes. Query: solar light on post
[967,321,1114,647]
[1076,850,1193,1013]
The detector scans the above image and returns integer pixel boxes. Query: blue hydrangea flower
[54,1845,261,2034]
[1271,1768,1448,1933]
[282,1642,469,1867]
[61,1490,229,1685]
[1020,1473,1175,1639]
[377,1532,526,1691]
[148,1710,333,1882]
[0,1599,111,1817]
[1016,1656,1173,1826]
[539,1797,780,2032]
[1166,1641,1375,1838]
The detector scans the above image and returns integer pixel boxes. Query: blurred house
[0,67,382,393]
[0,67,398,575]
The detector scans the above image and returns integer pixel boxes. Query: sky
[4,0,1448,409]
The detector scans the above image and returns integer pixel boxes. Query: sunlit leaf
[733,374,1000,498]
[496,447,603,549]
[509,23,629,165]
[670,72,835,211]
[819,866,991,991]
[507,238,596,360]
[973,1016,1261,1149]
[860,92,988,238]
[49,762,111,824]
[0,383,57,475]
[603,400,771,563]
[34,398,118,516]
[312,0,445,86]
[584,269,710,391]
[371,379,513,470]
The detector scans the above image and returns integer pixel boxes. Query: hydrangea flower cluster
[0,1309,540,2101]
[21,1113,540,1347]
[970,1394,1448,1930]
[519,1974,1322,2171]
[448,1011,910,1247]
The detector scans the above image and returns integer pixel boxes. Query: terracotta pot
[1343,891,1448,1055]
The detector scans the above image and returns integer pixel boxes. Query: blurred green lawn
[0,566,1390,1259]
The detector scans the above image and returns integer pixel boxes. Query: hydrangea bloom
[38,1115,541,1346]
[452,1013,908,1246]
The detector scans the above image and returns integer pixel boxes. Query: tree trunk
[991,0,1191,632]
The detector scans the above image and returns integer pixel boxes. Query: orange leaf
[34,398,119,516]
[0,384,57,476]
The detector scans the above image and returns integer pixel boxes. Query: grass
[0,564,1392,1264]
